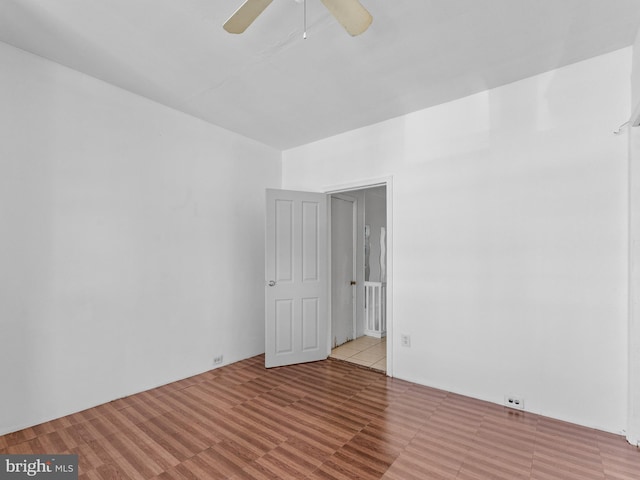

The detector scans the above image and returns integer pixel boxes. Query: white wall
[0,42,281,435]
[628,31,640,445]
[283,49,630,434]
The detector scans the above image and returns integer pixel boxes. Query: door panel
[266,189,328,368]
[275,199,294,283]
[302,298,319,351]
[302,201,320,282]
[275,299,294,354]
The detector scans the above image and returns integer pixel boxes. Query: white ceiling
[1,0,640,150]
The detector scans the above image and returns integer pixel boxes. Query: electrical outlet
[213,355,224,365]
[504,395,525,411]
[400,334,411,347]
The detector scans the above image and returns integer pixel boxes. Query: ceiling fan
[223,0,373,36]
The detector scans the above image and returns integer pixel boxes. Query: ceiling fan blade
[321,0,373,36]
[223,0,274,34]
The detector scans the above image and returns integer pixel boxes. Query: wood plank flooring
[1,355,638,479]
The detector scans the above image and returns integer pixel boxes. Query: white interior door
[265,189,328,368]
[331,195,356,347]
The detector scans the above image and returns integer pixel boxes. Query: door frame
[324,176,393,377]
[330,193,358,347]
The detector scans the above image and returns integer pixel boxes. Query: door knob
[268,280,276,287]
[350,281,357,285]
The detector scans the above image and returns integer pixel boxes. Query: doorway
[329,185,388,372]
[263,180,392,373]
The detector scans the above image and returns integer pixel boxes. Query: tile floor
[330,335,387,372]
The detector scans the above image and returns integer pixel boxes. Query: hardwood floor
[1,355,638,479]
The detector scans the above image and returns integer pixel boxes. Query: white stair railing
[364,281,386,338]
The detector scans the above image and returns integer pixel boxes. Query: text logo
[0,455,77,479]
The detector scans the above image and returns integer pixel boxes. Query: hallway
[329,335,386,373]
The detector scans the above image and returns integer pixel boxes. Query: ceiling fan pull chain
[303,0,307,39]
